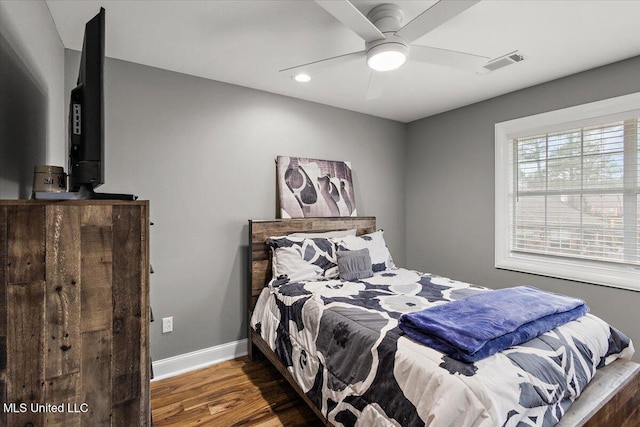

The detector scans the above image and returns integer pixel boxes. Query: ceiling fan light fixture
[366,42,408,72]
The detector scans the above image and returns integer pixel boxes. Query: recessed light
[294,73,311,83]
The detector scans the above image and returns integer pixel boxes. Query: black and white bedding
[250,268,634,427]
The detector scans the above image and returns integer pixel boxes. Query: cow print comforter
[250,268,634,426]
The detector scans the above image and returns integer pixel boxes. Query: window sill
[495,252,640,292]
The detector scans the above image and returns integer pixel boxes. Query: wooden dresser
[0,200,150,426]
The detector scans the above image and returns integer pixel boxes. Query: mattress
[250,268,634,427]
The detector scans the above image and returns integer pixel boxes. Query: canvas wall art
[277,156,357,218]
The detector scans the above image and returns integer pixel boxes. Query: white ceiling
[46,0,640,123]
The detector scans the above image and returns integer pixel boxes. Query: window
[495,93,640,291]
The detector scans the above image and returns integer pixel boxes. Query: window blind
[508,118,639,266]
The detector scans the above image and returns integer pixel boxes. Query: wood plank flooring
[150,356,324,426]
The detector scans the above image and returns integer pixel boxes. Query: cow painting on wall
[277,156,357,218]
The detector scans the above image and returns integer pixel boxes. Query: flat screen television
[66,7,134,200]
[69,7,104,193]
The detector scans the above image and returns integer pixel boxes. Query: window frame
[495,92,640,292]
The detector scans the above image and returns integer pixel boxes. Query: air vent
[483,51,524,72]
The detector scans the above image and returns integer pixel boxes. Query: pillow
[267,236,338,281]
[288,228,357,238]
[333,230,395,272]
[337,248,373,281]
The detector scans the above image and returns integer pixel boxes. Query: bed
[247,217,640,426]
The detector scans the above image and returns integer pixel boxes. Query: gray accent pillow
[337,248,373,281]
[333,230,395,272]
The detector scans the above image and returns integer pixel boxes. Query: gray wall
[0,35,46,198]
[406,56,640,363]
[65,50,407,361]
[0,1,65,198]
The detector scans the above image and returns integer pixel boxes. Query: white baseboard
[151,338,248,381]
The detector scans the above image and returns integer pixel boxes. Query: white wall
[65,51,407,361]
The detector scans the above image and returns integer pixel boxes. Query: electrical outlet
[162,316,173,334]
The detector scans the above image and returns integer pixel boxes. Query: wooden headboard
[247,217,376,312]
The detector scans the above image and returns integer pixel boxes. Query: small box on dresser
[0,200,150,426]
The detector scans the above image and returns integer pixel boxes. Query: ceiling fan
[281,0,492,98]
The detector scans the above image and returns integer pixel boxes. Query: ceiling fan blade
[365,71,385,100]
[397,0,481,44]
[280,50,365,74]
[410,45,488,70]
[315,0,385,43]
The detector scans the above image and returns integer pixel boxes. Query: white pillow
[271,246,325,282]
[267,236,338,281]
[332,230,395,272]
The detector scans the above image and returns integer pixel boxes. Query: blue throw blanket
[398,286,589,362]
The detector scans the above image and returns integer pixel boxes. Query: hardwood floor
[150,356,324,426]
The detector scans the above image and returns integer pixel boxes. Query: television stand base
[34,187,137,201]
[85,191,137,201]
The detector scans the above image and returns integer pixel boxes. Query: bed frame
[247,217,640,427]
